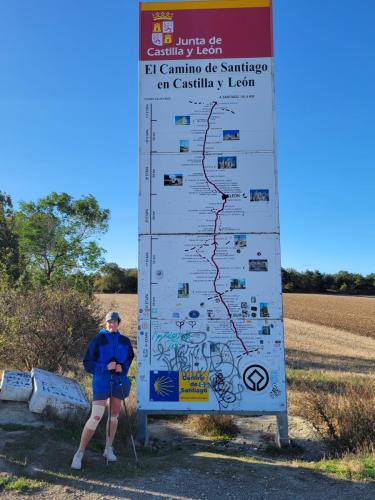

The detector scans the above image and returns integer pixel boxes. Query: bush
[0,284,103,373]
[294,381,375,454]
[187,414,239,439]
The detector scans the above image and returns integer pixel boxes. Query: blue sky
[0,0,374,275]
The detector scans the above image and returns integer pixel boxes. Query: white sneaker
[71,450,83,470]
[103,446,117,462]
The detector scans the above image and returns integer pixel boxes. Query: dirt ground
[1,294,374,498]
[1,400,374,500]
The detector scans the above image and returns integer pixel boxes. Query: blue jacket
[83,329,134,399]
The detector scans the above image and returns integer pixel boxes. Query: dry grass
[284,318,375,374]
[292,377,375,453]
[187,414,239,439]
[283,293,375,339]
[283,294,375,454]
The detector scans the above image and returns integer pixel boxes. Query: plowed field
[283,293,375,339]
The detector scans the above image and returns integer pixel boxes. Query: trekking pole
[118,376,140,468]
[107,370,115,465]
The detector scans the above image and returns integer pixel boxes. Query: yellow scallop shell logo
[153,376,175,396]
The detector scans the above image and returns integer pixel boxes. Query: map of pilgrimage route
[139,96,278,234]
[138,0,286,413]
[139,233,282,321]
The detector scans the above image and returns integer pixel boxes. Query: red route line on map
[201,101,249,355]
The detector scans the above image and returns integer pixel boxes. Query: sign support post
[276,412,289,447]
[137,411,149,445]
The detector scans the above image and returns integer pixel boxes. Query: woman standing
[71,311,134,470]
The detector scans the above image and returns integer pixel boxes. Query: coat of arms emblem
[152,33,163,46]
[152,12,174,46]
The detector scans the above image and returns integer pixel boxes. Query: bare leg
[79,400,106,452]
[71,400,107,469]
[105,397,121,447]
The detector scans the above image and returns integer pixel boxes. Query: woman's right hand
[107,361,116,371]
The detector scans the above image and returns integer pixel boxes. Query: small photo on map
[234,234,247,248]
[250,189,269,201]
[179,140,189,153]
[164,174,183,186]
[175,115,190,125]
[218,156,237,169]
[249,259,268,272]
[259,326,271,335]
[230,279,246,290]
[223,129,240,141]
[260,302,269,318]
[178,283,189,298]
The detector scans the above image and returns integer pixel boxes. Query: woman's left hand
[115,364,123,373]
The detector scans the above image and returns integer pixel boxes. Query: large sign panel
[138,234,283,320]
[138,0,286,413]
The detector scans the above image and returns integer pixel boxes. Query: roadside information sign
[138,0,287,416]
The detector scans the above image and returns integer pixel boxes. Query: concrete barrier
[29,368,90,420]
[0,370,33,402]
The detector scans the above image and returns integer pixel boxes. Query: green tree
[322,273,334,291]
[339,282,348,293]
[352,274,366,292]
[123,267,137,293]
[94,263,138,293]
[15,192,109,284]
[94,262,125,292]
[0,191,22,283]
[366,273,375,289]
[311,270,325,292]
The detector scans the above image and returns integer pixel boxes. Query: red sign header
[140,2,273,61]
